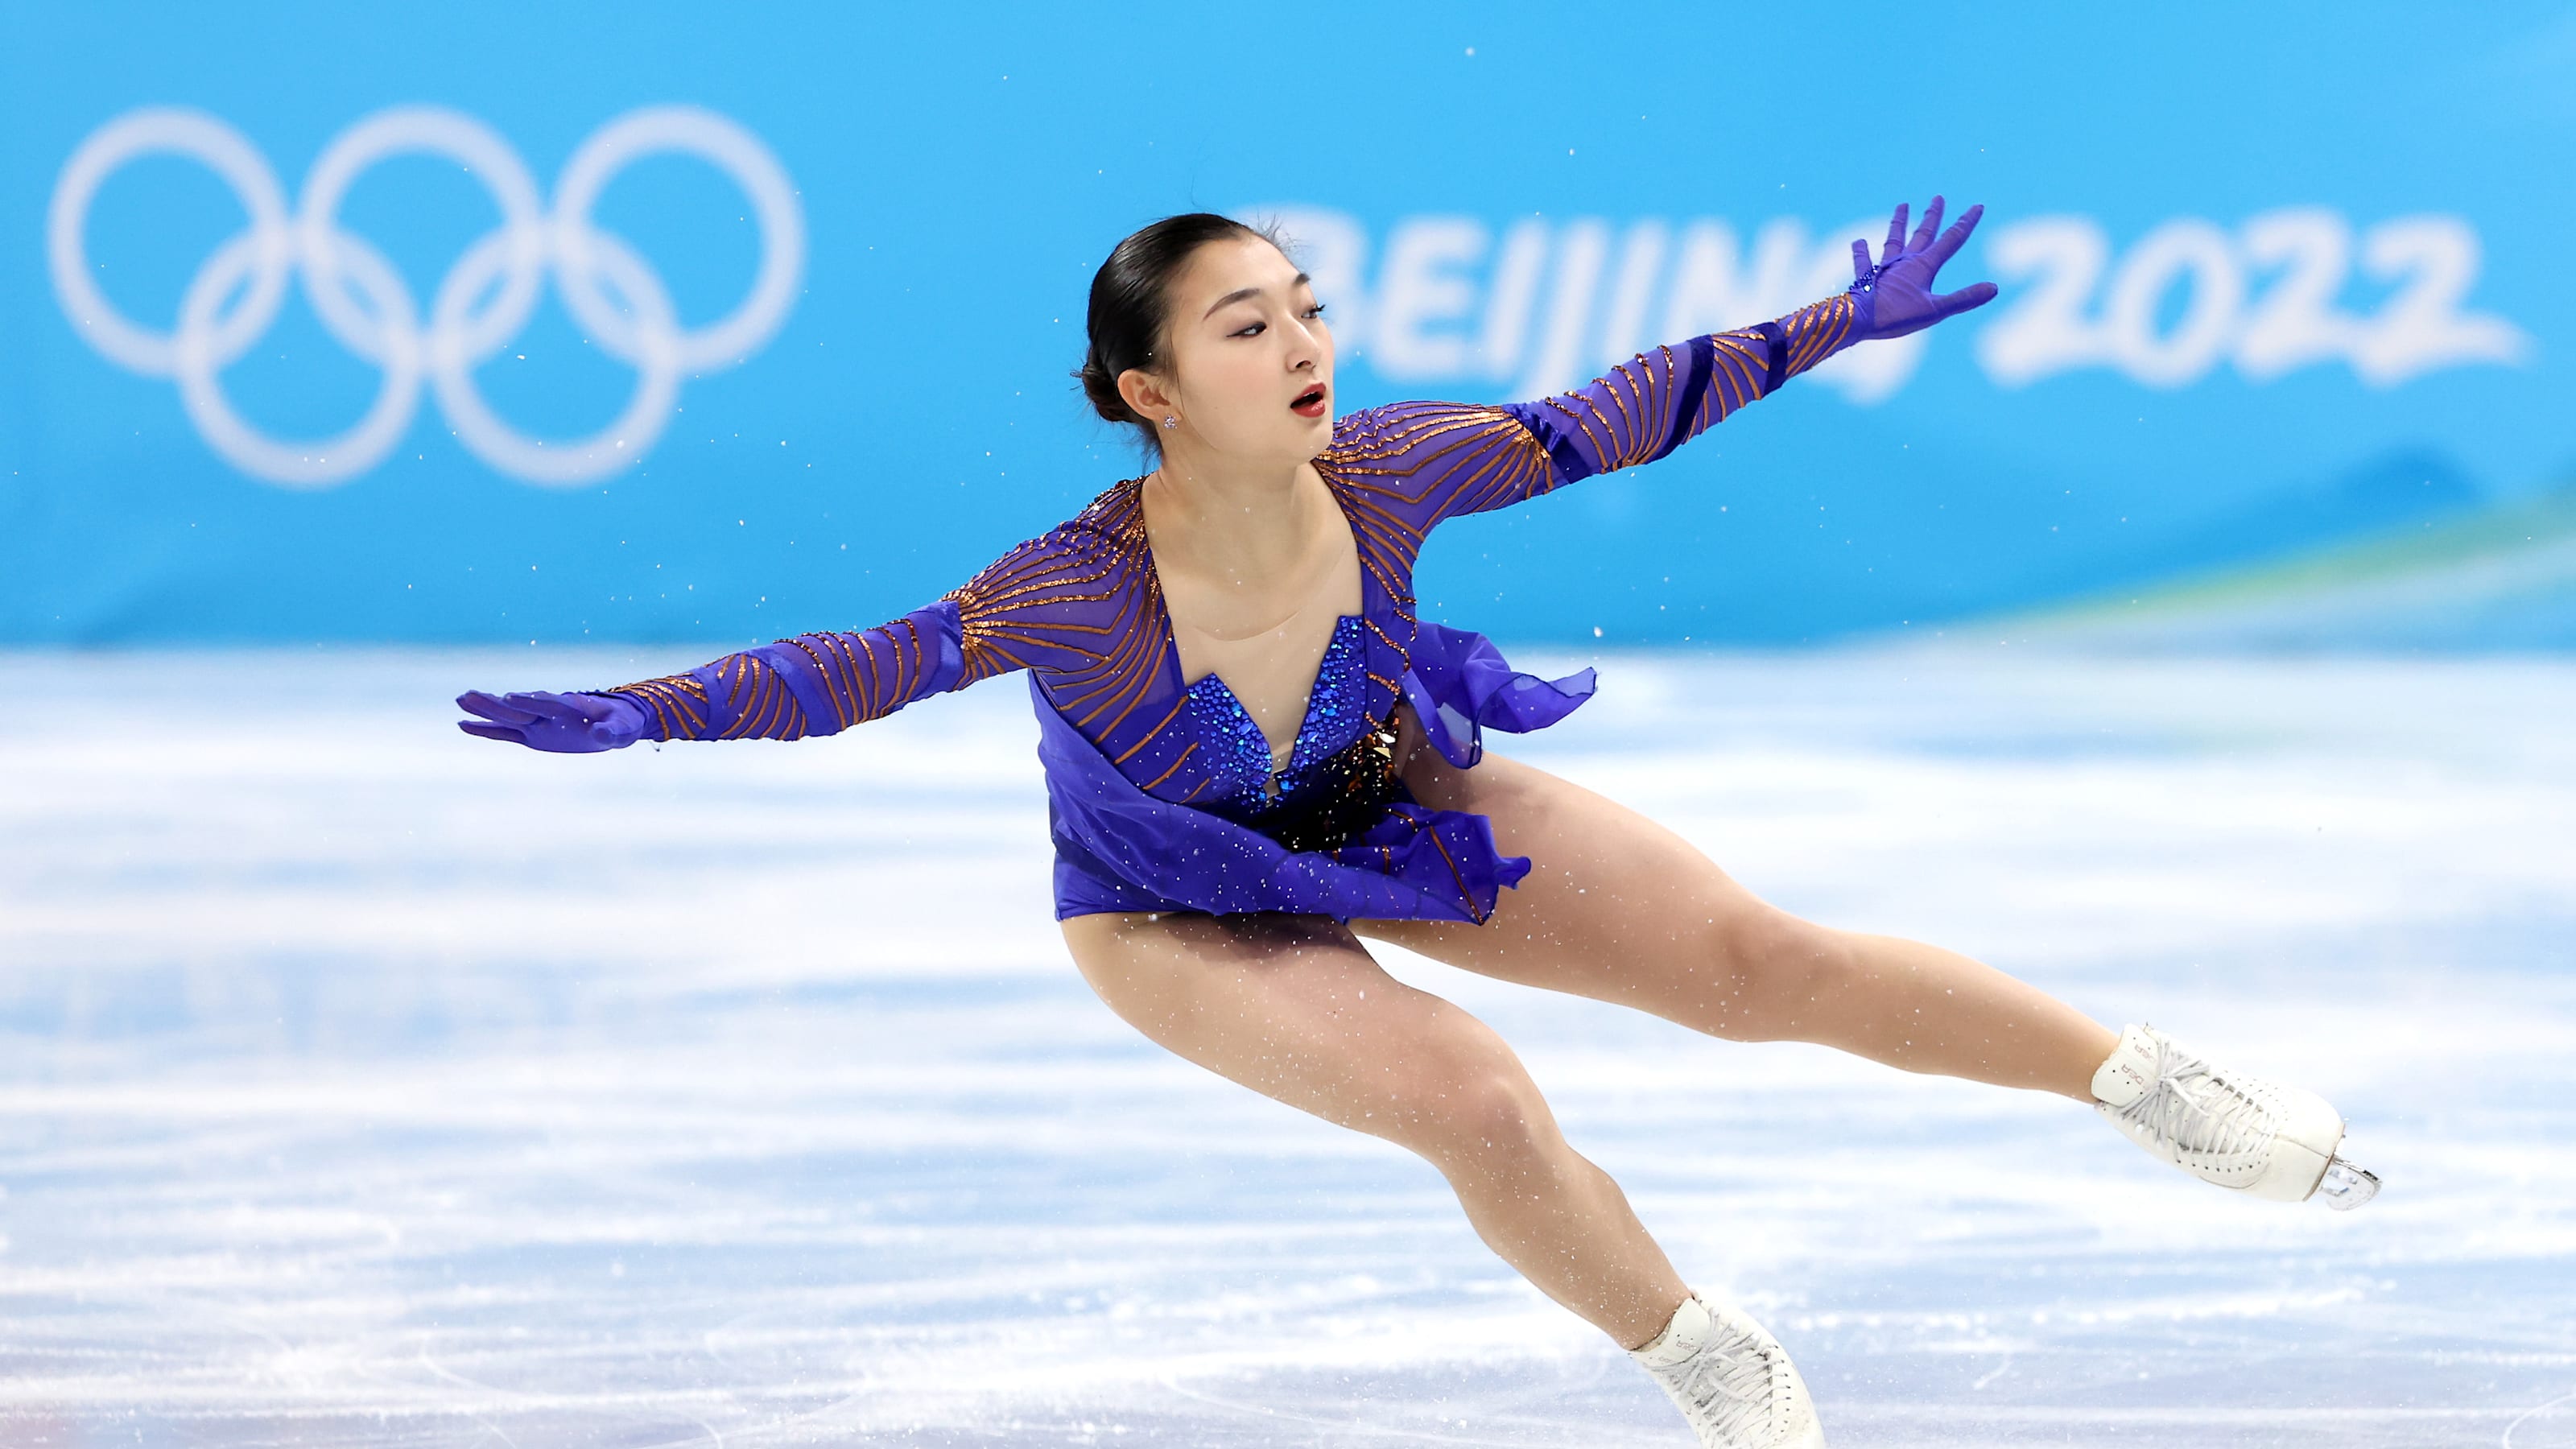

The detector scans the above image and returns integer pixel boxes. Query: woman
[457,198,2377,1449]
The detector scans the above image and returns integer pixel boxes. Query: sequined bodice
[1179,613,1373,819]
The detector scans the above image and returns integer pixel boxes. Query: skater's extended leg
[1356,733,2117,1101]
[1060,908,1690,1348]
[1357,736,2375,1210]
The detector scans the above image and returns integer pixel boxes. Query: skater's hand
[1847,195,1998,341]
[456,689,648,753]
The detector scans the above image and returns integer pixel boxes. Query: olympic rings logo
[47,105,804,489]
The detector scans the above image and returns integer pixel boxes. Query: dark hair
[1076,212,1285,455]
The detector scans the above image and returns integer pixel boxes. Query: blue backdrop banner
[3,3,2570,646]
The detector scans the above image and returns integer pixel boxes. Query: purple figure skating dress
[579,294,1860,924]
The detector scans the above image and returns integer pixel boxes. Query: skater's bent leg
[1359,739,2119,1102]
[1060,908,1688,1349]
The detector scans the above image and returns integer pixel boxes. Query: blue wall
[3,3,2569,646]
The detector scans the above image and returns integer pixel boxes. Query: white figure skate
[1630,1291,1826,1448]
[2091,1022,2379,1209]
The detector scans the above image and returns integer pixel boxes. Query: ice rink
[4,646,2571,1447]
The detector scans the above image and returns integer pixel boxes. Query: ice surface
[2,646,2571,1447]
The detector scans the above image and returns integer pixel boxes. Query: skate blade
[2317,1156,2379,1211]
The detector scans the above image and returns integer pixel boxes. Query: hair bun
[1076,350,1134,425]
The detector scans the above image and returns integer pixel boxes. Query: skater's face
[1115,233,1335,466]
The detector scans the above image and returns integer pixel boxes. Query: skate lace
[2121,1037,2277,1165]
[1664,1318,1778,1444]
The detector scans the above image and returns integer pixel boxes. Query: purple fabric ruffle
[1398,621,1596,770]
[1038,623,1596,924]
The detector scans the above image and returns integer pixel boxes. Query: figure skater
[456,197,2377,1448]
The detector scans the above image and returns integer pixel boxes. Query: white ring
[47,107,291,377]
[295,105,547,369]
[173,229,422,489]
[552,105,807,371]
[430,225,683,486]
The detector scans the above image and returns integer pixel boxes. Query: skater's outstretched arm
[1495,195,1996,509]
[1341,196,1999,534]
[456,528,1119,753]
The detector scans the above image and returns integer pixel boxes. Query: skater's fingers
[1882,202,1909,266]
[457,720,530,745]
[1851,237,1875,283]
[1928,203,1986,266]
[1909,194,1946,254]
[1932,281,2000,318]
[501,691,594,723]
[456,690,542,726]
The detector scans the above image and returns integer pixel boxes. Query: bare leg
[1791,928,2119,1100]
[1358,722,2119,1102]
[1061,908,1690,1349]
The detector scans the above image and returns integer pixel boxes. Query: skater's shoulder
[956,476,1150,591]
[1319,399,1528,474]
[1326,398,1518,447]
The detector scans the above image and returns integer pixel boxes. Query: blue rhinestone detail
[1183,673,1278,813]
[1182,614,1369,815]
[1280,615,1368,785]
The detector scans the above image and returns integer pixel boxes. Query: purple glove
[456,689,648,753]
[1847,195,1999,341]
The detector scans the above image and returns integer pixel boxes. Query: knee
[1400,1067,1558,1172]
[1702,906,1860,1041]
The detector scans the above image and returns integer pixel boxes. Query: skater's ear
[1115,365,1178,425]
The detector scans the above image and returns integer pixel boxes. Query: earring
[1161,415,1179,430]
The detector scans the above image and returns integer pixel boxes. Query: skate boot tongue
[1631,1293,1717,1369]
[2091,1022,2163,1108]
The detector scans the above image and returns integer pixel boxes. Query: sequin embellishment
[1181,613,1370,816]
